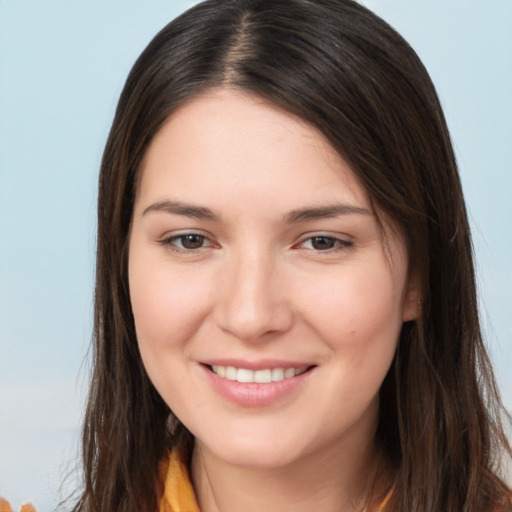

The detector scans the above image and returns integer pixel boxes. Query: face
[129,89,417,469]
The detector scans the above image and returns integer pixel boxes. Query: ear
[402,273,420,322]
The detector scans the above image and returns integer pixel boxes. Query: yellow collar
[159,450,200,512]
[158,449,392,512]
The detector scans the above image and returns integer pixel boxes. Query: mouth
[206,364,313,383]
[201,362,316,406]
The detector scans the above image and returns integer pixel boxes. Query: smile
[202,362,315,406]
[210,365,309,383]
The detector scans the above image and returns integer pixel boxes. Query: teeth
[271,368,284,381]
[284,368,295,379]
[254,369,272,383]
[211,365,308,383]
[225,366,237,380]
[237,368,254,383]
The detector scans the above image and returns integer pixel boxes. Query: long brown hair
[75,1,512,510]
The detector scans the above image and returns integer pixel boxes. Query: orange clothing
[1,459,509,512]
[158,450,392,512]
[159,450,200,512]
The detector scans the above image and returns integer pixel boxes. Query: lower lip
[201,365,313,407]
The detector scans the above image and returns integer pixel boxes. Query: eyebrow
[284,204,371,223]
[142,200,371,223]
[142,200,219,221]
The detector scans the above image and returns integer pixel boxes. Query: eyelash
[159,232,352,254]
[296,235,353,252]
[159,232,214,253]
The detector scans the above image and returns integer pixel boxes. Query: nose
[214,247,293,342]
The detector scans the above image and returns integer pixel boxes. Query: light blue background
[1,1,511,510]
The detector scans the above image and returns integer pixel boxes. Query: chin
[197,430,309,470]
[217,446,301,470]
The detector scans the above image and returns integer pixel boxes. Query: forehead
[136,88,370,214]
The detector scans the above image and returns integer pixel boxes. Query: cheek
[295,259,405,400]
[300,263,403,339]
[296,262,404,420]
[127,251,217,413]
[128,246,211,356]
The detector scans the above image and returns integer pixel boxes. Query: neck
[191,432,389,512]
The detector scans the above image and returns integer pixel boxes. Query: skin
[128,89,418,512]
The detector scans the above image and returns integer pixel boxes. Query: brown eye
[310,236,337,250]
[299,235,352,252]
[161,233,212,251]
[178,234,205,249]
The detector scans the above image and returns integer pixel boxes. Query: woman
[74,0,512,511]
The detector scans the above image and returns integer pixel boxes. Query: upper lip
[200,358,315,371]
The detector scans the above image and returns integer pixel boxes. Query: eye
[299,235,352,252]
[160,232,214,252]
[176,234,207,250]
